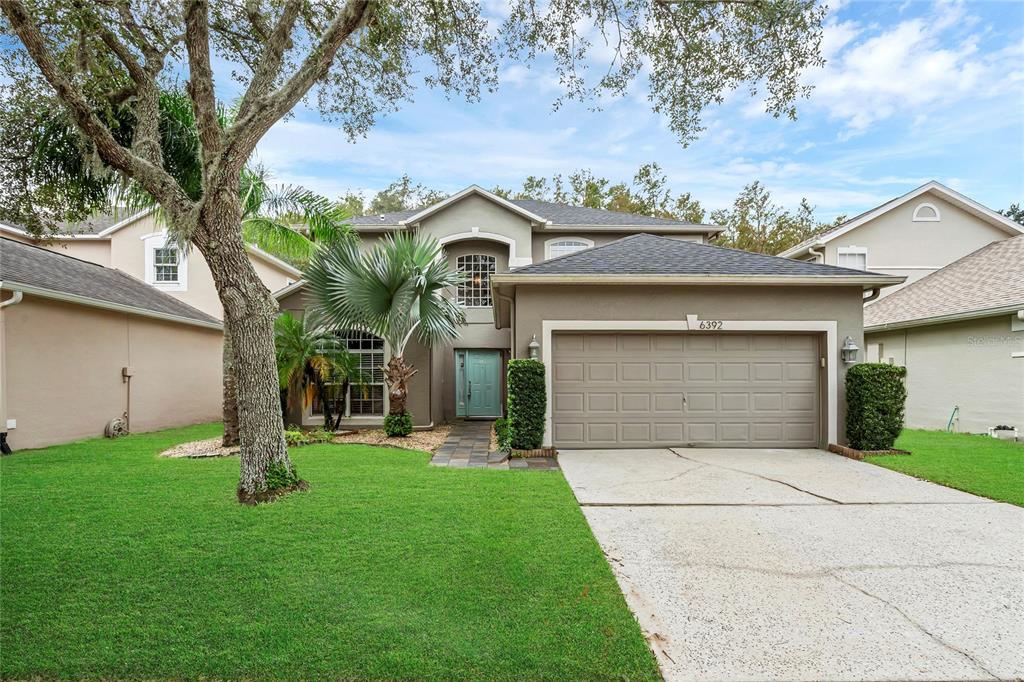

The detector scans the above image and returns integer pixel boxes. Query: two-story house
[0,211,300,450]
[279,186,900,449]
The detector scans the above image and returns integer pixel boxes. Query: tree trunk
[192,192,294,503]
[383,355,417,415]
[221,327,240,447]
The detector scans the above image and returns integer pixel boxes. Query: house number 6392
[698,320,724,330]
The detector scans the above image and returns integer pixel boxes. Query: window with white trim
[456,254,495,308]
[912,202,941,222]
[545,238,593,260]
[312,330,386,418]
[153,247,180,282]
[837,246,868,271]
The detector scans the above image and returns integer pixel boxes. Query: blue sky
[253,0,1024,221]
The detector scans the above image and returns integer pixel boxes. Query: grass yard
[866,429,1024,506]
[0,424,659,681]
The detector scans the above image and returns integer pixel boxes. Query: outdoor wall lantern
[528,334,541,360]
[841,336,860,365]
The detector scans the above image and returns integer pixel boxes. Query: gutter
[865,303,1024,333]
[0,281,223,331]
[490,273,905,289]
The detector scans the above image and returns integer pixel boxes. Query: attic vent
[912,202,941,222]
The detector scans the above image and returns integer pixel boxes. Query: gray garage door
[551,332,820,448]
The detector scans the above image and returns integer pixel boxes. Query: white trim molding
[540,317,839,448]
[544,237,594,261]
[911,202,941,222]
[437,228,533,267]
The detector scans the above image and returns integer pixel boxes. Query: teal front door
[456,350,503,417]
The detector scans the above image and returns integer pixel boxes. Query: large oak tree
[1,0,825,502]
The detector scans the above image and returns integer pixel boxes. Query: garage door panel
[552,332,820,448]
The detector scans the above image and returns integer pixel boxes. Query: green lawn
[0,424,658,681]
[866,429,1024,506]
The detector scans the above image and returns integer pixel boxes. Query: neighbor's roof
[492,233,903,285]
[347,185,721,233]
[0,237,222,329]
[779,181,1024,258]
[865,236,1024,331]
[0,209,153,239]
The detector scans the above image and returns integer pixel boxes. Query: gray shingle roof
[865,236,1024,328]
[347,198,712,229]
[506,233,887,277]
[1,237,221,326]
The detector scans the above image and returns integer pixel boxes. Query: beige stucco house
[0,209,301,318]
[280,186,901,449]
[780,181,1023,298]
[864,236,1024,434]
[1,238,224,450]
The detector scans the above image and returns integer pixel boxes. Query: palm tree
[305,233,466,416]
[274,311,367,431]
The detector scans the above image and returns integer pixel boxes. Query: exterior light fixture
[528,334,541,360]
[841,336,860,365]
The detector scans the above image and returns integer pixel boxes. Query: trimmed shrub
[507,359,546,450]
[493,417,510,451]
[845,363,907,450]
[383,411,414,437]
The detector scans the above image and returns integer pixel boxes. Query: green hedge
[383,411,413,437]
[507,359,546,450]
[493,417,511,451]
[845,363,907,450]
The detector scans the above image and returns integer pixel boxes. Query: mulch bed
[331,424,453,452]
[160,437,239,458]
[828,443,911,461]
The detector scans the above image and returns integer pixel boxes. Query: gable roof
[864,236,1024,331]
[779,181,1024,259]
[492,233,903,287]
[347,185,722,234]
[0,237,222,329]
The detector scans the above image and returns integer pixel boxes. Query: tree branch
[1,0,192,223]
[236,0,303,121]
[183,0,222,175]
[223,0,374,173]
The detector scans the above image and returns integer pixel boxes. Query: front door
[456,350,503,417]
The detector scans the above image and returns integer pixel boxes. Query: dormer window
[456,254,495,308]
[912,202,941,222]
[545,237,594,260]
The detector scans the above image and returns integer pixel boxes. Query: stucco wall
[417,194,534,265]
[511,284,867,445]
[866,315,1024,433]
[1,295,222,450]
[823,192,1011,298]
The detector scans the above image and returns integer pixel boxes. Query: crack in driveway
[670,448,845,504]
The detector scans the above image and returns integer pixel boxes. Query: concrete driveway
[560,448,1024,682]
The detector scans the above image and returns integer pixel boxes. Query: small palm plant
[305,233,465,432]
[274,311,366,432]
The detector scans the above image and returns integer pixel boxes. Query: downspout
[807,245,824,264]
[0,289,23,455]
[863,287,881,303]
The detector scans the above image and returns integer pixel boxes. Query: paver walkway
[430,420,558,470]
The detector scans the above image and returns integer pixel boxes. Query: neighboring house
[0,238,223,450]
[279,185,900,448]
[780,181,1023,299]
[864,236,1024,434]
[0,209,301,318]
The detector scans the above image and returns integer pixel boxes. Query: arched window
[545,237,594,260]
[912,202,941,222]
[456,254,496,307]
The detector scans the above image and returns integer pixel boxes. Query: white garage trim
[540,318,839,447]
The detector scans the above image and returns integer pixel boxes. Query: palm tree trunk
[316,376,333,432]
[384,355,417,415]
[221,327,240,447]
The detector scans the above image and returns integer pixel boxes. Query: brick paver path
[430,420,558,471]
